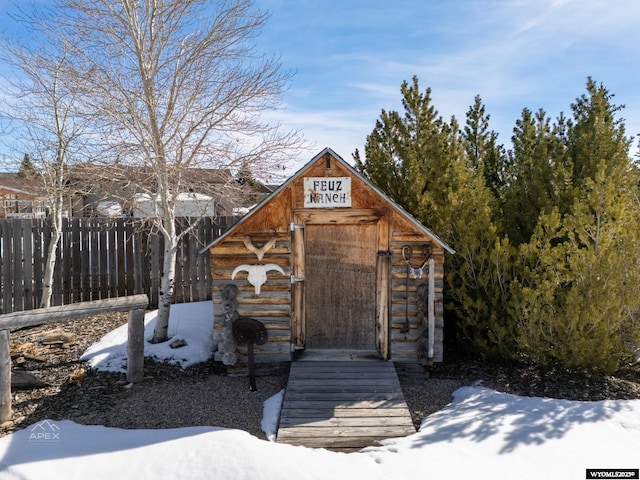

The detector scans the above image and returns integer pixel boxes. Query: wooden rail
[0,294,149,422]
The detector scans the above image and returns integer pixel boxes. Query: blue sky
[1,0,638,169]
[254,0,640,167]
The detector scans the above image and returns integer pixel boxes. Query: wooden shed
[204,148,453,368]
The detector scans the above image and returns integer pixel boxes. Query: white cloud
[271,0,640,152]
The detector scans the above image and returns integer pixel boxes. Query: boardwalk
[277,359,416,451]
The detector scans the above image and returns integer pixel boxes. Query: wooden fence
[0,216,238,314]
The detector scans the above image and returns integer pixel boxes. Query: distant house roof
[0,173,44,197]
[67,164,235,190]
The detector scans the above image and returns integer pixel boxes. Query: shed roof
[201,148,455,254]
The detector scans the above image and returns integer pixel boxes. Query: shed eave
[199,147,455,255]
[198,156,309,254]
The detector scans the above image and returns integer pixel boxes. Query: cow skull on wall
[231,264,285,295]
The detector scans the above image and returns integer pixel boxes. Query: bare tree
[0,30,92,308]
[35,0,300,342]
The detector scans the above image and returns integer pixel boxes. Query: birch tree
[17,0,299,342]
[0,34,90,308]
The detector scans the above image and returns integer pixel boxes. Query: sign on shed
[303,177,351,208]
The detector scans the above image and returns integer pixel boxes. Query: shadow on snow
[408,386,631,454]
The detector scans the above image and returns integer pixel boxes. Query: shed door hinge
[290,222,304,232]
[290,275,305,284]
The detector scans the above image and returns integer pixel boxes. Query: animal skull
[231,263,285,295]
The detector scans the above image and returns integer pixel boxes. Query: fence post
[0,295,149,418]
[0,330,11,422]
[127,308,145,383]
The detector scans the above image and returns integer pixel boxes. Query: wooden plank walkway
[277,360,416,451]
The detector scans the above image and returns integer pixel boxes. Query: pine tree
[462,95,507,205]
[568,78,630,186]
[512,80,640,372]
[355,75,444,218]
[17,153,38,178]
[357,78,516,358]
[500,108,566,246]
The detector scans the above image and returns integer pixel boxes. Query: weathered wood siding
[390,239,445,363]
[208,149,448,366]
[388,211,445,363]
[211,231,292,364]
[290,158,383,211]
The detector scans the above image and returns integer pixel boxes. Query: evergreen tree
[462,95,507,220]
[440,145,516,358]
[17,153,38,178]
[357,77,516,358]
[462,95,507,201]
[236,164,256,187]
[512,80,640,372]
[355,76,444,218]
[568,78,630,186]
[500,108,565,246]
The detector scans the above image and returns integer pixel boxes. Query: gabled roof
[201,147,455,254]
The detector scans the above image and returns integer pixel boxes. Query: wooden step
[277,360,415,451]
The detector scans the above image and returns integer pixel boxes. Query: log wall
[211,232,292,364]
[389,236,445,363]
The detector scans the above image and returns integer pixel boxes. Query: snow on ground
[80,301,215,371]
[1,301,639,479]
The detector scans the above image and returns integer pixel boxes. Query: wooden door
[304,223,377,350]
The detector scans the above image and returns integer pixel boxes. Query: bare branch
[2,0,304,340]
